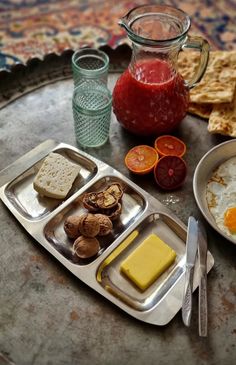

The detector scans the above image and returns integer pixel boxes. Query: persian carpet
[0,0,236,70]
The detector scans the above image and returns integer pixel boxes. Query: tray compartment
[97,213,186,311]
[4,148,97,220]
[44,175,146,265]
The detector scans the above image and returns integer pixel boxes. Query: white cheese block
[33,152,80,199]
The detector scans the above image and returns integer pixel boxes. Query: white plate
[193,139,236,245]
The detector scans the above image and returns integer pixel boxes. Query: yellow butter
[120,233,176,291]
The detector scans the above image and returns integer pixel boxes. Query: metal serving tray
[0,140,214,326]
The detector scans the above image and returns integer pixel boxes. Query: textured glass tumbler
[72,83,112,148]
[72,48,109,87]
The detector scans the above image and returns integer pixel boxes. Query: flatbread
[178,50,236,135]
[208,92,236,137]
[188,102,213,119]
[178,51,199,81]
[178,51,236,104]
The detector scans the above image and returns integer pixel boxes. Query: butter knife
[182,216,199,327]
[198,221,208,337]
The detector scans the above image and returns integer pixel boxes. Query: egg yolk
[224,207,236,233]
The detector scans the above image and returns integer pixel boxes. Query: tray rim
[0,140,214,326]
[0,44,131,110]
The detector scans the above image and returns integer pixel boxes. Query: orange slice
[154,135,186,157]
[125,145,159,175]
[154,155,187,190]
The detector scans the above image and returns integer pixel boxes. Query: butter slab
[120,233,176,291]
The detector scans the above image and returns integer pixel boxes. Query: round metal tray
[0,44,131,110]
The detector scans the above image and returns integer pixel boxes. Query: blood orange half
[125,145,159,175]
[154,135,186,157]
[154,155,187,190]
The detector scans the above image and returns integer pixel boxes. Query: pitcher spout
[118,4,191,46]
[118,15,129,32]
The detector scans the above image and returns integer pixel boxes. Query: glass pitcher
[113,4,209,136]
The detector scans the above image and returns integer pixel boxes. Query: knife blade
[182,216,199,327]
[198,221,208,337]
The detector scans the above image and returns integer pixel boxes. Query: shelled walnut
[96,191,118,209]
[105,183,123,201]
[101,202,122,221]
[82,192,99,212]
[82,182,124,219]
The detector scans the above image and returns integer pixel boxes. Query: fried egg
[206,156,236,240]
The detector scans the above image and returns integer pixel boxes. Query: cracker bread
[188,103,213,119]
[178,50,236,104]
[178,51,199,81]
[208,92,236,137]
[33,152,80,199]
[178,50,236,134]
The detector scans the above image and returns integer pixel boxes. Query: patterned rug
[0,0,236,71]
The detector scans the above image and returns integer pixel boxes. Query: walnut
[82,184,123,220]
[78,213,100,237]
[101,203,122,221]
[96,191,118,209]
[105,182,123,201]
[64,215,81,239]
[95,214,113,236]
[73,236,100,259]
[82,192,99,212]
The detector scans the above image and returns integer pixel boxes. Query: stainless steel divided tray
[0,140,214,326]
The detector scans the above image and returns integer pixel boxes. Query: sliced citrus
[154,155,187,190]
[125,145,159,175]
[154,135,186,157]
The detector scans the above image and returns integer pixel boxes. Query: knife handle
[182,266,194,327]
[199,272,208,337]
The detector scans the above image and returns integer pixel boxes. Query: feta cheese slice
[33,152,80,199]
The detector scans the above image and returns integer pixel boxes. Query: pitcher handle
[181,35,210,89]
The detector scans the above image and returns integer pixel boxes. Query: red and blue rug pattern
[0,0,236,70]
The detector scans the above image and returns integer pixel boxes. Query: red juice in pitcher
[112,4,209,136]
[113,59,189,136]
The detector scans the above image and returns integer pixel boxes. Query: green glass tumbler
[72,83,112,148]
[72,48,109,87]
[71,48,112,147]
